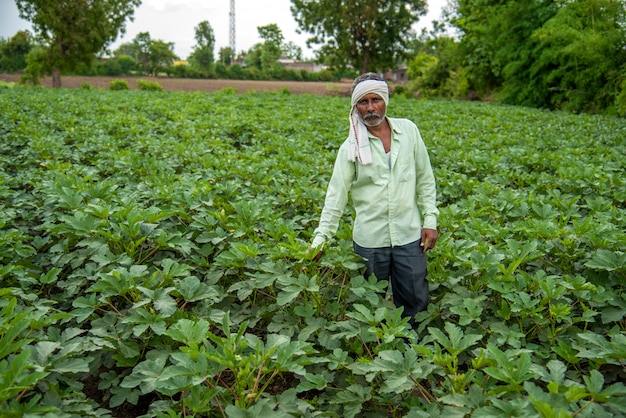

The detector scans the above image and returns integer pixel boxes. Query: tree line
[425,0,626,114]
[1,0,624,115]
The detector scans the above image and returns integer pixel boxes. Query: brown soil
[0,73,353,96]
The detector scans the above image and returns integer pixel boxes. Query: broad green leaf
[295,373,331,392]
[585,250,626,271]
[165,318,210,346]
[0,299,32,358]
[576,331,626,363]
[175,275,221,303]
[428,322,483,356]
[40,268,62,285]
[449,297,484,325]
[121,353,168,394]
[329,384,372,418]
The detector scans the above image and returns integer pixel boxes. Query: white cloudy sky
[1,0,448,60]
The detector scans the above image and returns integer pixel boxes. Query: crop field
[1,86,625,417]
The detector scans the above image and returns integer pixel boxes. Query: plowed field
[0,73,353,96]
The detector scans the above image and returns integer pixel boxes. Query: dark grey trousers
[353,239,429,327]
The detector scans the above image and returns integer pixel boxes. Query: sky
[1,0,449,60]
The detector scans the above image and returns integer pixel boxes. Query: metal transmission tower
[229,0,236,54]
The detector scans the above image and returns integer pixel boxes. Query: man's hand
[420,228,438,252]
[306,247,323,261]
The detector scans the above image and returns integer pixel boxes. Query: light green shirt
[312,117,438,249]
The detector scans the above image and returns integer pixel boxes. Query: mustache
[363,112,383,120]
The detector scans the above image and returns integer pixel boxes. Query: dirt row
[0,73,354,96]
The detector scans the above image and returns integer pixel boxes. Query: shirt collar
[365,117,401,139]
[387,117,402,134]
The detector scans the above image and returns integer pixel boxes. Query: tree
[282,41,303,61]
[133,32,152,75]
[520,0,626,112]
[258,24,284,72]
[450,0,555,95]
[188,20,215,75]
[115,55,136,75]
[148,40,178,75]
[115,33,177,76]
[405,21,467,98]
[113,41,139,59]
[290,0,427,73]
[218,46,235,65]
[16,0,140,87]
[244,24,285,73]
[0,31,33,72]
[450,0,626,112]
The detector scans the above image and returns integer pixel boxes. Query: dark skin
[308,93,437,260]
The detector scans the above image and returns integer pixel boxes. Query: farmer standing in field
[310,72,439,329]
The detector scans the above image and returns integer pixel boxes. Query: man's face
[356,93,386,127]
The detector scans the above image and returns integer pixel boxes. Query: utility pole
[229,0,236,55]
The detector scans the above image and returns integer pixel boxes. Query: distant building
[382,66,408,83]
[279,57,326,73]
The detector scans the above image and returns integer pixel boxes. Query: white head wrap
[348,79,390,165]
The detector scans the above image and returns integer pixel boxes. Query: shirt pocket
[397,163,415,183]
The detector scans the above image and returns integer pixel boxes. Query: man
[310,72,439,328]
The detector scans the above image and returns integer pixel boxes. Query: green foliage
[290,0,427,73]
[116,32,178,76]
[115,54,137,75]
[407,31,469,99]
[452,0,551,94]
[137,79,163,91]
[85,54,137,77]
[407,52,439,97]
[408,52,438,81]
[19,45,47,85]
[148,40,178,75]
[0,30,33,72]
[108,79,129,90]
[449,0,626,113]
[15,0,141,87]
[187,20,216,76]
[509,0,626,113]
[218,46,235,66]
[244,24,286,73]
[0,88,624,416]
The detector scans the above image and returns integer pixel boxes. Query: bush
[168,64,205,79]
[214,87,237,96]
[392,85,409,98]
[314,69,336,82]
[20,46,46,86]
[137,79,164,91]
[230,64,245,79]
[109,79,129,90]
[80,82,93,90]
[100,59,122,76]
[0,80,16,89]
[215,62,229,78]
[0,30,32,72]
[243,67,263,80]
[325,83,345,97]
[116,55,136,75]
